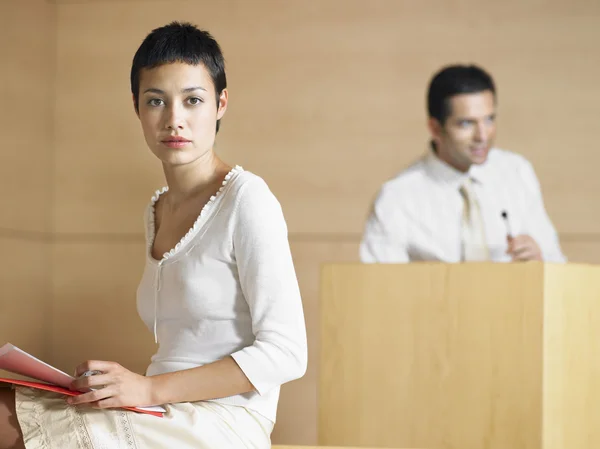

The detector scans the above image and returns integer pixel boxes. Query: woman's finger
[94,397,121,409]
[74,361,120,378]
[68,385,114,406]
[70,373,111,392]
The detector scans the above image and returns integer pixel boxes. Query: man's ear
[427,117,444,148]
[427,117,443,138]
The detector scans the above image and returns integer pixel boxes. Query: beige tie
[459,178,490,261]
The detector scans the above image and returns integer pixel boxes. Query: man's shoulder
[376,158,429,202]
[487,148,533,171]
[375,159,428,207]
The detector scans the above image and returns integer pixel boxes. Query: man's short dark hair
[131,21,227,132]
[427,64,496,125]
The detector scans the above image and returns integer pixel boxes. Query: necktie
[459,178,490,261]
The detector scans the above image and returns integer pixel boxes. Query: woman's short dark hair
[131,22,227,132]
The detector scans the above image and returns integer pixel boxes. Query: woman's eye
[188,97,203,105]
[148,98,164,107]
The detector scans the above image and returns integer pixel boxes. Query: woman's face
[136,62,228,166]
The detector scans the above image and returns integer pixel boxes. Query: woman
[0,21,307,449]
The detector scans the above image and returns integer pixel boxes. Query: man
[360,64,565,263]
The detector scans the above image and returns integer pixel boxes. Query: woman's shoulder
[227,169,283,220]
[230,168,277,202]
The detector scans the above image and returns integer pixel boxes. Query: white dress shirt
[360,148,566,263]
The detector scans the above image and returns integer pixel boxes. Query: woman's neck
[162,152,230,205]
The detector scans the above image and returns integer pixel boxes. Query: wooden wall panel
[49,240,156,374]
[0,1,54,232]
[561,239,600,265]
[0,239,50,372]
[0,0,54,379]
[53,0,600,235]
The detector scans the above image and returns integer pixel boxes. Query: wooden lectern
[319,262,600,449]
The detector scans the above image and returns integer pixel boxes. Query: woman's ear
[133,94,140,118]
[216,89,228,120]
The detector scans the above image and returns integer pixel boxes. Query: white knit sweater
[136,166,308,422]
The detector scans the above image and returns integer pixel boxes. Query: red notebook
[0,343,164,418]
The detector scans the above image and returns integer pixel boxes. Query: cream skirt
[15,387,273,449]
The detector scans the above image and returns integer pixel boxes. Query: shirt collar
[424,148,489,188]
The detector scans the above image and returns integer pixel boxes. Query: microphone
[501,210,513,240]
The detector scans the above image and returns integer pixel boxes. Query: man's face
[430,90,497,172]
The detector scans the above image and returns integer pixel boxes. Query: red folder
[0,377,164,417]
[0,343,164,418]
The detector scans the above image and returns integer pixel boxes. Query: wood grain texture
[52,0,600,235]
[0,2,54,231]
[320,263,542,448]
[542,264,600,449]
[320,262,600,448]
[0,239,51,365]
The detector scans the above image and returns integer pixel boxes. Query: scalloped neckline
[147,165,243,263]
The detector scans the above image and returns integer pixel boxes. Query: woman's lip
[162,137,191,142]
[161,140,191,149]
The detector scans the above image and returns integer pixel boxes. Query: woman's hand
[67,361,155,409]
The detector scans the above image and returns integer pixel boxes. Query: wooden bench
[273,446,416,449]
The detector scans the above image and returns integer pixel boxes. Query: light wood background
[1,0,599,444]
